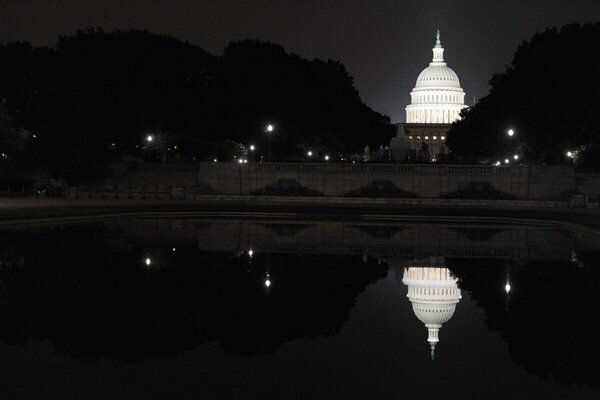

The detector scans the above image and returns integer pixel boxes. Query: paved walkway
[2,196,600,235]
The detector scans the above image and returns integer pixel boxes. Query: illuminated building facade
[402,30,467,161]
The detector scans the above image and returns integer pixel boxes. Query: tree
[447,23,600,165]
[0,31,395,181]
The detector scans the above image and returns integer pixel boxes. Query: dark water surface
[1,218,600,399]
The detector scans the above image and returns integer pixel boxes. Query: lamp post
[266,124,274,162]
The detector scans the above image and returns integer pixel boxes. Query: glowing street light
[249,144,255,151]
[213,158,218,162]
[505,282,511,293]
[248,249,254,257]
[513,154,519,160]
[307,150,313,157]
[146,135,154,142]
[507,129,515,137]
[266,124,274,161]
[504,158,510,164]
[324,155,330,161]
[145,257,152,266]
[495,161,501,166]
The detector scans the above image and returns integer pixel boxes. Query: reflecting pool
[1,218,600,399]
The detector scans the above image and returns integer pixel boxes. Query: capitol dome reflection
[402,259,462,360]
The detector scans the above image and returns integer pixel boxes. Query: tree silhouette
[447,23,600,166]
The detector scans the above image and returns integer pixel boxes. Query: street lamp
[307,150,313,157]
[266,124,274,161]
[146,135,154,142]
[249,144,255,151]
[513,154,519,160]
[507,129,514,137]
[324,155,330,161]
[504,158,510,164]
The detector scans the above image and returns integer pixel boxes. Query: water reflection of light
[265,271,271,289]
[402,264,462,360]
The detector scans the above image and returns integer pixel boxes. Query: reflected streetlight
[265,271,271,289]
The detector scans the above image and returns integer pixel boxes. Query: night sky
[1,0,598,122]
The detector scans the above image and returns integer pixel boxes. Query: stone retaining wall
[198,162,576,201]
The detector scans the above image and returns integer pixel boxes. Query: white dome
[415,65,462,89]
[405,30,467,124]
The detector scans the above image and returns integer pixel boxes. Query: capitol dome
[405,30,467,124]
[402,263,462,360]
[415,65,461,89]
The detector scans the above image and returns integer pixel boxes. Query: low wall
[198,162,576,201]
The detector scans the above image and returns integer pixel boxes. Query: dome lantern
[432,29,445,64]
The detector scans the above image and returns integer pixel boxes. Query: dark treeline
[0,28,394,183]
[447,22,600,168]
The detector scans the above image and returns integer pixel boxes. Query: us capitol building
[391,30,467,161]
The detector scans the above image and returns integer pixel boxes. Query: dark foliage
[344,180,418,198]
[0,29,394,183]
[442,181,517,200]
[251,178,323,196]
[447,23,600,166]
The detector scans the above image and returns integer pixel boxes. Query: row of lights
[494,154,519,166]
[408,135,445,141]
